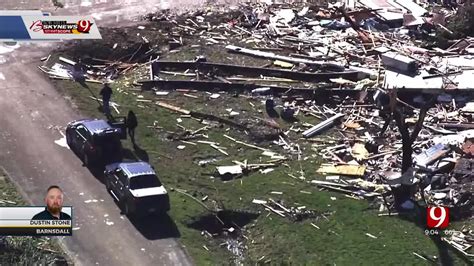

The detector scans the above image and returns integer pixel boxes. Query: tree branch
[394,107,410,142]
[410,97,435,143]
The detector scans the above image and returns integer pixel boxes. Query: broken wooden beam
[262,203,286,218]
[136,79,337,94]
[156,101,247,130]
[316,164,366,176]
[223,134,268,151]
[437,123,474,130]
[151,61,362,82]
[59,57,76,65]
[210,144,229,156]
[226,45,348,72]
[268,199,291,213]
[315,184,357,195]
[310,180,350,188]
[156,101,191,115]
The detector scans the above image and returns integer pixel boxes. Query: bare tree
[387,89,435,208]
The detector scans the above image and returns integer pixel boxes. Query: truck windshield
[129,175,162,190]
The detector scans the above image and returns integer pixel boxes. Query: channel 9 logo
[426,206,449,229]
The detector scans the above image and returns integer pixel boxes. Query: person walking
[73,58,86,82]
[127,110,138,146]
[99,82,113,117]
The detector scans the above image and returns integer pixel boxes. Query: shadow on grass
[266,108,280,119]
[218,173,246,182]
[76,78,90,90]
[133,144,150,162]
[187,210,259,235]
[128,213,181,240]
[280,109,298,123]
[121,148,140,162]
[122,146,150,163]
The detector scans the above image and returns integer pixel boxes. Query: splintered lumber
[137,79,336,94]
[157,87,264,126]
[226,45,346,71]
[316,165,366,176]
[268,199,290,213]
[136,99,153,103]
[310,180,350,187]
[437,123,474,130]
[365,233,378,239]
[262,203,286,217]
[310,223,320,229]
[223,134,268,151]
[378,213,399,216]
[59,57,76,65]
[315,184,357,195]
[197,140,218,145]
[303,113,344,138]
[442,238,474,257]
[40,55,51,62]
[226,77,297,82]
[151,61,361,82]
[412,252,428,261]
[183,93,199,99]
[159,70,196,77]
[367,150,400,160]
[191,111,248,130]
[210,144,229,156]
[156,101,191,115]
[174,189,214,213]
[252,199,267,204]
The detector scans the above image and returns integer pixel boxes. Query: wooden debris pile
[442,229,474,257]
[39,56,143,83]
[252,198,329,222]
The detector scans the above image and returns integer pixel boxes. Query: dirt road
[0,1,224,265]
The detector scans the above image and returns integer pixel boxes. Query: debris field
[40,0,474,263]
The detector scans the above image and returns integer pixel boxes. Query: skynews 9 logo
[29,20,93,34]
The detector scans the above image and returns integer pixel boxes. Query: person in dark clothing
[31,186,71,220]
[99,83,113,117]
[127,110,138,146]
[73,59,86,82]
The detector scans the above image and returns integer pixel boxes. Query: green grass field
[45,55,474,266]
